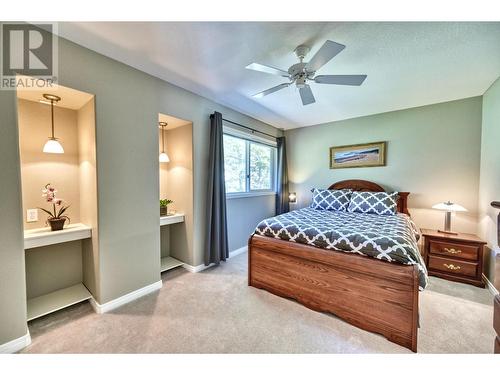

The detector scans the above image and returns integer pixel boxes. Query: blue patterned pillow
[347,191,399,215]
[310,188,352,211]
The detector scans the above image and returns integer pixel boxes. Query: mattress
[255,207,428,289]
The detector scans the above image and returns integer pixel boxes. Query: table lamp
[432,201,467,235]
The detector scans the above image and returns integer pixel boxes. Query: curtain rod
[218,117,278,140]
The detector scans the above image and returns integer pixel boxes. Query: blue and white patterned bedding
[255,208,428,289]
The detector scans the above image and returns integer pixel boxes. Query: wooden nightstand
[421,229,486,288]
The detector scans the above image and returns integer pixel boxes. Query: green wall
[0,34,280,346]
[285,97,483,235]
[478,77,500,289]
[58,36,280,302]
[0,90,28,347]
[226,194,276,250]
[1,27,495,349]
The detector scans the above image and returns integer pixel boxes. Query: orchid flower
[38,183,70,224]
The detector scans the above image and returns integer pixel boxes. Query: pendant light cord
[50,99,55,139]
[160,122,167,153]
[161,125,165,152]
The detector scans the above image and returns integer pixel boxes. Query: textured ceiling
[58,22,500,129]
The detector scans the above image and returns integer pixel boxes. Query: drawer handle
[444,247,462,254]
[444,263,461,271]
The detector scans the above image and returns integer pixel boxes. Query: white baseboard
[90,280,162,314]
[182,262,211,273]
[229,245,248,258]
[482,274,499,296]
[182,246,247,273]
[0,330,31,354]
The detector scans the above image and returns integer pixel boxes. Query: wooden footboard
[248,234,419,352]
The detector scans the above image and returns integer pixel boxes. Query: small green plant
[160,199,173,208]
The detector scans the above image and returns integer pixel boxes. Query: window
[223,133,276,196]
[223,135,247,193]
[250,142,273,190]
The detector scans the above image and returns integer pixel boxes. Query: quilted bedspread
[255,207,428,289]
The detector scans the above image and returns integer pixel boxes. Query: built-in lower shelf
[24,223,92,249]
[27,283,92,321]
[160,256,184,272]
[160,213,184,226]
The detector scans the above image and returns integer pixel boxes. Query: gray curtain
[275,136,290,215]
[204,111,229,265]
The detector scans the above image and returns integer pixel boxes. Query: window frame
[222,129,277,199]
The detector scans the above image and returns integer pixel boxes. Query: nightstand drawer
[429,240,479,261]
[428,255,477,278]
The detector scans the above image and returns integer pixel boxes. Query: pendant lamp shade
[159,122,169,163]
[159,152,170,163]
[42,94,64,154]
[43,138,64,153]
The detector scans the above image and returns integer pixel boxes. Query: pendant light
[159,122,170,163]
[42,94,64,154]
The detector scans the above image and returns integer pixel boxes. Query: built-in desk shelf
[27,283,92,321]
[160,213,184,226]
[160,256,184,272]
[160,214,185,273]
[24,223,92,249]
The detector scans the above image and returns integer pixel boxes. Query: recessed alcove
[16,81,98,321]
[158,113,193,273]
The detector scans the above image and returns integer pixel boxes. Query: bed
[248,179,427,352]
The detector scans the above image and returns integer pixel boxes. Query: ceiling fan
[246,40,367,106]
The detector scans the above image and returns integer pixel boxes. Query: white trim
[223,124,277,147]
[226,191,276,199]
[0,330,31,354]
[24,223,91,249]
[482,274,499,296]
[90,280,162,314]
[160,213,184,226]
[229,245,248,257]
[183,246,248,273]
[182,262,211,273]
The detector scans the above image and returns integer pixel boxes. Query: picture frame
[329,141,386,169]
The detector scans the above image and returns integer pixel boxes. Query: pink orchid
[39,183,70,225]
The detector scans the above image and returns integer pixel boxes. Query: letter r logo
[2,23,53,76]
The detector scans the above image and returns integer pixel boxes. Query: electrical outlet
[27,209,38,223]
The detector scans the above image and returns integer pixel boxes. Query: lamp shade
[43,138,64,154]
[159,152,170,163]
[432,201,467,212]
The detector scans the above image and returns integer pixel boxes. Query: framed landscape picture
[330,141,386,169]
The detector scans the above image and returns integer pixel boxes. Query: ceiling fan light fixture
[295,76,307,89]
[247,40,367,106]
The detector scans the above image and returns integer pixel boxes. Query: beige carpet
[22,252,496,353]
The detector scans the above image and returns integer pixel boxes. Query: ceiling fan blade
[306,40,345,73]
[314,74,367,86]
[246,63,290,78]
[299,85,315,105]
[253,83,291,98]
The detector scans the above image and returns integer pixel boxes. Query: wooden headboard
[328,179,410,215]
